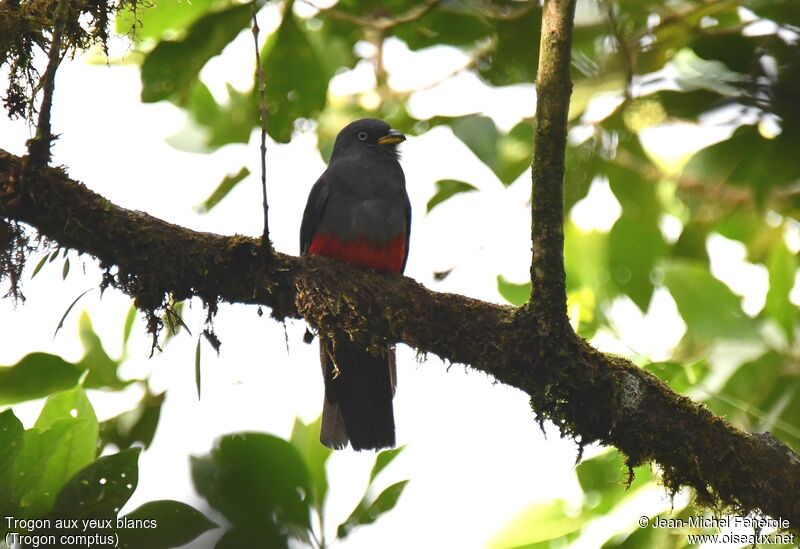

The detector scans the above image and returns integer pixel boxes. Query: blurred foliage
[2,0,800,546]
[0,313,407,548]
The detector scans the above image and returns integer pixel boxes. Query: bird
[300,118,411,451]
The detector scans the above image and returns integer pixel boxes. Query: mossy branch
[1,148,799,529]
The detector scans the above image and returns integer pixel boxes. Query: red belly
[309,233,406,273]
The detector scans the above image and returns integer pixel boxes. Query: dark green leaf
[31,253,49,278]
[49,249,60,262]
[0,353,83,406]
[452,115,499,171]
[477,5,541,85]
[393,2,492,50]
[662,259,758,341]
[118,500,217,549]
[369,445,405,484]
[608,215,665,311]
[337,480,408,539]
[261,2,328,143]
[426,179,477,213]
[497,275,530,307]
[195,337,202,401]
[765,240,797,343]
[289,416,331,510]
[99,392,165,451]
[682,125,800,205]
[0,410,24,515]
[53,288,93,339]
[141,4,253,103]
[196,167,250,213]
[52,448,140,519]
[62,257,70,279]
[191,433,312,531]
[745,0,800,27]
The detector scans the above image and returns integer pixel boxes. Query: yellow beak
[377,129,406,146]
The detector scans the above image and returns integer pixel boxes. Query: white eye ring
[358,131,368,141]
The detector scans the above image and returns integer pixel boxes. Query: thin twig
[251,3,270,252]
[603,0,634,100]
[27,0,70,165]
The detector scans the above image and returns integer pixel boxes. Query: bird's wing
[400,189,412,274]
[300,172,331,255]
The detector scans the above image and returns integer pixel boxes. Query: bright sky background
[2,8,795,548]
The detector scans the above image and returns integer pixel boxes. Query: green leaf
[369,446,405,484]
[682,124,800,205]
[0,410,24,515]
[477,5,542,85]
[261,1,328,143]
[289,416,332,510]
[78,311,127,390]
[14,389,99,517]
[62,257,70,279]
[122,303,137,349]
[497,275,530,307]
[495,121,534,185]
[746,0,800,27]
[608,215,665,311]
[393,1,492,50]
[487,499,587,549]
[116,0,217,40]
[191,433,312,533]
[452,115,499,172]
[99,392,165,451]
[31,253,49,278]
[195,336,202,401]
[118,500,217,549]
[36,385,97,431]
[196,167,250,213]
[662,259,758,341]
[565,222,609,295]
[337,480,408,539]
[576,450,653,516]
[140,4,253,103]
[451,117,532,185]
[765,240,797,342]
[52,448,140,519]
[0,353,83,406]
[646,360,710,394]
[426,179,477,213]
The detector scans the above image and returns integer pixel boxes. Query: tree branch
[529,0,575,329]
[1,148,799,529]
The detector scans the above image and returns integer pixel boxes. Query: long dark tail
[319,333,396,451]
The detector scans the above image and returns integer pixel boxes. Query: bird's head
[331,118,406,160]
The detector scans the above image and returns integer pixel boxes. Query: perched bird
[300,119,411,450]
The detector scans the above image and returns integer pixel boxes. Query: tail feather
[319,334,396,451]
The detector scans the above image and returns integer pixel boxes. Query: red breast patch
[309,233,406,273]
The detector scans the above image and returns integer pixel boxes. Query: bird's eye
[358,131,368,141]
